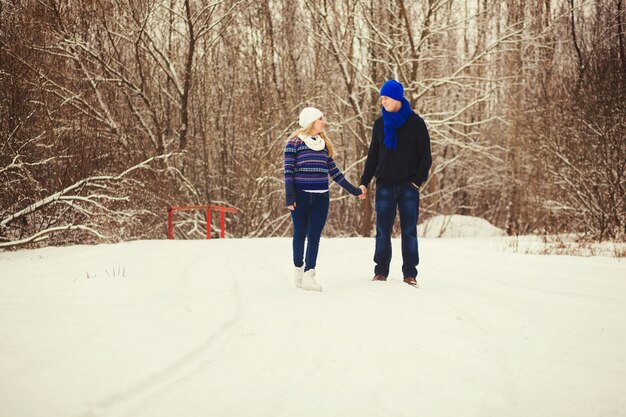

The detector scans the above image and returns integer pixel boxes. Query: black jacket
[360,113,432,187]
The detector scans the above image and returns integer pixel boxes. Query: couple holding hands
[284,80,432,291]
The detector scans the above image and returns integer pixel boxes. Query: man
[359,80,432,287]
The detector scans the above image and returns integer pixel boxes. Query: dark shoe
[372,274,387,281]
[403,277,418,287]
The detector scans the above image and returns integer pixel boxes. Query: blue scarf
[381,98,413,149]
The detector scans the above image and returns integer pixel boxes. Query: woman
[284,107,365,291]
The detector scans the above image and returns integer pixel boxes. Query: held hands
[358,185,367,200]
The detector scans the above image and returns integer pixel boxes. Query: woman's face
[312,116,325,134]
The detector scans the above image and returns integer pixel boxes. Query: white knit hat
[298,107,323,128]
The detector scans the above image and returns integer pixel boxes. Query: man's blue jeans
[374,183,420,278]
[290,191,329,271]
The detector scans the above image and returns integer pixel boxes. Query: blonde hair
[290,123,335,158]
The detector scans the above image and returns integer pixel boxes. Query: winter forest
[1,0,624,249]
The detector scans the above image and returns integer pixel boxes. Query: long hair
[289,123,335,158]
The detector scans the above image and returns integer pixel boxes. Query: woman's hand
[358,185,367,200]
[287,203,296,211]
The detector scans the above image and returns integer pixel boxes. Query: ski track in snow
[87,249,244,417]
[1,237,625,417]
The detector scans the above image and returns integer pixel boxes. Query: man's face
[381,96,402,112]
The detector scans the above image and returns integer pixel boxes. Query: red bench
[167,205,238,239]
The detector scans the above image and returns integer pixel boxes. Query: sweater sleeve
[328,157,362,196]
[284,139,297,206]
[360,121,380,187]
[414,118,432,186]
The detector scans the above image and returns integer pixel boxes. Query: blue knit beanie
[380,80,404,101]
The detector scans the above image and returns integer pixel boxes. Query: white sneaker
[294,266,304,288]
[301,269,322,291]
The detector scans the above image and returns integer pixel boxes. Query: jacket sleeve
[360,122,380,187]
[414,118,432,186]
[284,139,297,206]
[328,157,362,196]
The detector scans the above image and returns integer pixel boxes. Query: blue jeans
[290,191,330,271]
[374,183,420,278]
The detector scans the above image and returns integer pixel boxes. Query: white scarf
[298,134,325,151]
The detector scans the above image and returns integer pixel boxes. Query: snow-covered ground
[1,236,625,417]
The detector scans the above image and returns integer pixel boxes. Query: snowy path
[1,238,625,417]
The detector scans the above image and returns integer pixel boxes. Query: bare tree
[1,0,623,247]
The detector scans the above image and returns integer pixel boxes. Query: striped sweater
[284,137,361,206]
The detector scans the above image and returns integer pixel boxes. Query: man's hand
[287,202,296,211]
[358,185,367,200]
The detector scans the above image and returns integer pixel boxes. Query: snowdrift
[419,214,506,238]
